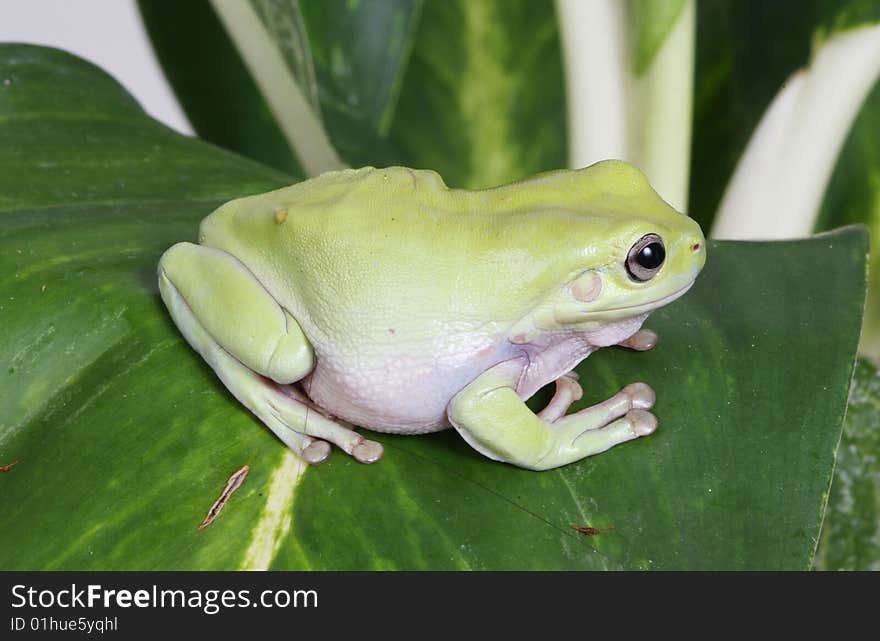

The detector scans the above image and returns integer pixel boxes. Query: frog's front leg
[447,359,656,471]
[158,242,383,464]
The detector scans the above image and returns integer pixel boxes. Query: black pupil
[637,242,665,269]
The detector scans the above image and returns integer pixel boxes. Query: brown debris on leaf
[199,464,250,530]
[571,524,615,536]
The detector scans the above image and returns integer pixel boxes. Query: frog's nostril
[691,242,701,252]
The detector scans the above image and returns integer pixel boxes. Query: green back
[200,161,695,333]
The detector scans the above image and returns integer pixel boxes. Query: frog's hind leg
[158,242,383,464]
[271,383,384,463]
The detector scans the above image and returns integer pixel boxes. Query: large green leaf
[142,0,566,190]
[388,0,566,189]
[691,4,880,568]
[297,0,423,166]
[0,45,866,569]
[137,0,306,179]
[139,0,422,172]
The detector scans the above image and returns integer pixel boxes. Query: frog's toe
[302,439,332,464]
[352,439,384,464]
[559,409,658,469]
[555,381,655,432]
[626,409,658,436]
[622,382,656,410]
[537,373,584,422]
[619,329,658,351]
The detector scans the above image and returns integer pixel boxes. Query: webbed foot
[448,359,658,470]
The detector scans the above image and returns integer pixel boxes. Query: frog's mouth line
[563,281,695,322]
[608,281,695,314]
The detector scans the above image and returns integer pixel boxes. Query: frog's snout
[687,233,707,273]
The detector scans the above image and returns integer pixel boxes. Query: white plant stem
[633,0,694,213]
[712,24,880,240]
[556,0,694,213]
[556,0,630,168]
[209,0,345,177]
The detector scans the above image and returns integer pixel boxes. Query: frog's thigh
[447,360,658,471]
[158,242,383,464]
[158,242,313,383]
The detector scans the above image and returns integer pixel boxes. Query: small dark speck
[388,328,396,335]
[572,524,615,536]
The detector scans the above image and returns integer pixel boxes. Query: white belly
[303,354,459,433]
[301,324,511,434]
[299,315,647,434]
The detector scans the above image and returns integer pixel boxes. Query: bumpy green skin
[201,161,698,328]
[158,160,706,470]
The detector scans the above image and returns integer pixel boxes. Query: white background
[0,0,194,134]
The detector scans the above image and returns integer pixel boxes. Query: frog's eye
[626,233,665,282]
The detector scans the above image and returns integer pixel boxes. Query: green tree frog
[158,160,705,471]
